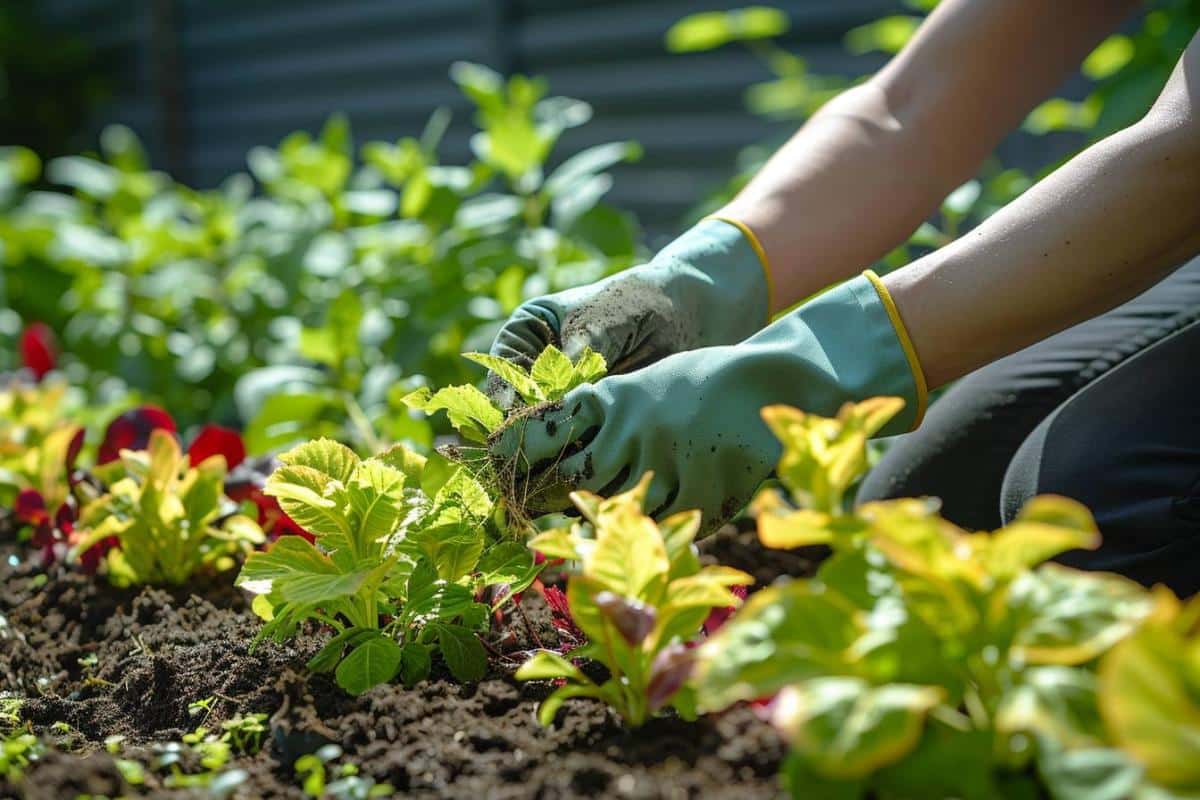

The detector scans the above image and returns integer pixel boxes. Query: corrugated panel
[37,0,161,161]
[179,0,489,185]
[40,0,1084,231]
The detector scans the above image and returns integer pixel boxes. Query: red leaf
[98,405,177,464]
[188,424,246,470]
[19,323,57,380]
[14,489,48,526]
[646,643,695,712]
[702,584,748,636]
[594,591,657,646]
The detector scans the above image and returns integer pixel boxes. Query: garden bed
[1,526,819,799]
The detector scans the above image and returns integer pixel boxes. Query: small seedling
[516,473,752,726]
[71,429,264,585]
[238,439,534,694]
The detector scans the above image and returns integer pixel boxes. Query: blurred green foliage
[667,0,1199,270]
[0,62,644,453]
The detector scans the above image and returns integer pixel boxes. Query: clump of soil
[1,522,812,799]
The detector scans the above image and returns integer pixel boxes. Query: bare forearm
[887,42,1200,389]
[720,0,1136,311]
[719,84,966,310]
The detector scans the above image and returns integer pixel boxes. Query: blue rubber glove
[486,218,772,407]
[492,271,928,530]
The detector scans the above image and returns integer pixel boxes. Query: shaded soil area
[0,524,817,799]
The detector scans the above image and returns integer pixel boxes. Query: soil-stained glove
[491,271,928,531]
[485,218,772,407]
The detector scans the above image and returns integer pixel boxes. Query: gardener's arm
[888,30,1200,388]
[723,0,1139,311]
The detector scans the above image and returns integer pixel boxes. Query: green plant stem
[342,392,384,453]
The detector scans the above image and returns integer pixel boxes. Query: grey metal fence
[40,0,1084,231]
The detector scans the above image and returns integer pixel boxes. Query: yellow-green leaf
[772,677,942,779]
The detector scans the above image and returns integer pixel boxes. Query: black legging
[859,255,1200,596]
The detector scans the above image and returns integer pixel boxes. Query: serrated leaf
[399,642,432,687]
[278,438,359,483]
[463,352,543,403]
[434,624,487,682]
[402,384,503,443]
[476,540,536,588]
[374,444,426,486]
[335,635,403,695]
[347,459,409,546]
[264,464,350,539]
[530,346,575,399]
[237,536,339,589]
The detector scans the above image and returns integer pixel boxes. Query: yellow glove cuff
[863,269,928,430]
[706,215,776,326]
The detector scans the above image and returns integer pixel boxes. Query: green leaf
[1009,564,1151,666]
[433,624,487,682]
[335,635,403,696]
[307,628,378,673]
[264,464,350,540]
[278,438,360,484]
[845,15,922,56]
[996,666,1105,749]
[279,570,370,604]
[476,540,537,589]
[347,459,409,545]
[544,142,642,197]
[1037,744,1143,800]
[986,495,1099,578]
[695,581,861,711]
[665,7,789,53]
[462,352,542,403]
[535,684,606,727]
[770,677,943,780]
[527,526,580,562]
[399,642,432,687]
[402,385,503,443]
[1082,35,1135,80]
[530,346,577,399]
[515,650,589,683]
[1098,590,1200,790]
[238,536,339,590]
[373,445,426,488]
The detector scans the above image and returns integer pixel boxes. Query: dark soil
[0,523,817,799]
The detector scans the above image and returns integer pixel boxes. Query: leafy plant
[403,345,606,443]
[237,438,540,694]
[70,429,264,585]
[1,61,643,439]
[1097,588,1200,797]
[0,729,42,782]
[693,398,1154,799]
[295,744,393,799]
[516,473,753,726]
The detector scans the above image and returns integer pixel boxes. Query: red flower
[19,323,57,380]
[188,424,246,470]
[97,406,177,464]
[226,456,313,542]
